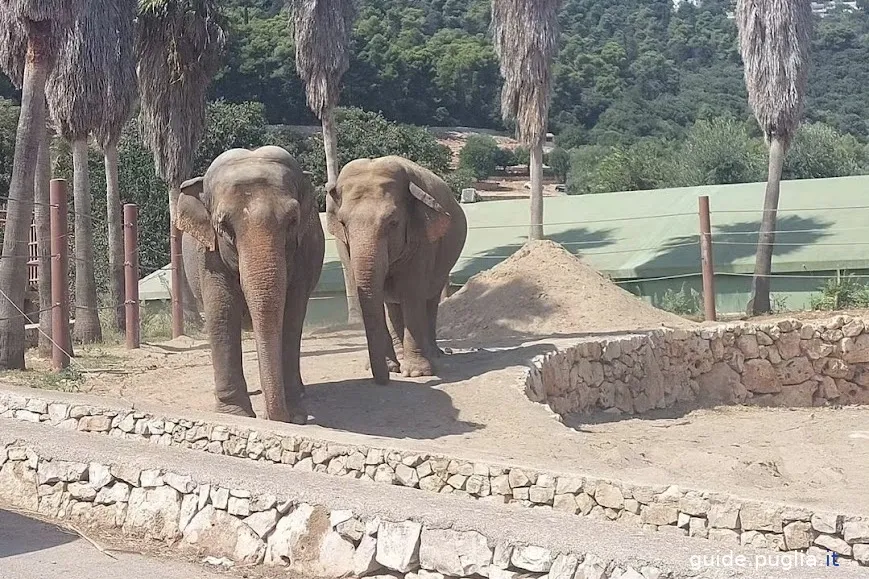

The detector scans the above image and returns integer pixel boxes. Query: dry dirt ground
[6,241,868,517]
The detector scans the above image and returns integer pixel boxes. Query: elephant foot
[287,404,308,425]
[365,357,401,373]
[216,401,255,418]
[401,356,434,378]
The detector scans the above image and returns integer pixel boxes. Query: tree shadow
[453,226,617,282]
[634,216,834,277]
[0,510,77,559]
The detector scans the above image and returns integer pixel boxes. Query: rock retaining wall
[1,388,866,566]
[525,318,869,416]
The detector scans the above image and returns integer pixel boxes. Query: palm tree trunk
[529,142,544,240]
[104,142,125,333]
[72,137,102,343]
[35,126,52,358]
[168,185,185,338]
[0,29,51,370]
[747,136,786,316]
[322,106,361,325]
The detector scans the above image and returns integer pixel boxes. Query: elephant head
[325,156,453,384]
[175,146,316,421]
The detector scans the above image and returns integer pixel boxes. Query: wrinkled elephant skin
[326,155,467,384]
[177,146,325,423]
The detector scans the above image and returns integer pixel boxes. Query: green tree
[302,107,451,185]
[458,134,499,179]
[675,117,766,186]
[546,147,570,181]
[0,97,18,197]
[783,123,866,180]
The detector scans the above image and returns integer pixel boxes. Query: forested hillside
[204,0,869,144]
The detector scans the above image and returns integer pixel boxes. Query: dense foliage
[3,0,847,146]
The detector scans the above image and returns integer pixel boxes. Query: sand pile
[439,240,695,344]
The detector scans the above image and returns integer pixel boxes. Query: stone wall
[2,437,623,579]
[1,387,867,566]
[524,317,869,417]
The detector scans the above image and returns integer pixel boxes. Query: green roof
[317,175,869,292]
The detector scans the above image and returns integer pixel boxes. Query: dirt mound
[439,240,694,344]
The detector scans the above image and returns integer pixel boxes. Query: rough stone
[395,464,419,487]
[708,528,739,544]
[843,521,869,544]
[353,535,382,576]
[110,464,141,487]
[228,496,251,517]
[739,503,783,532]
[841,334,869,363]
[854,544,869,565]
[164,472,195,494]
[708,500,741,529]
[529,486,555,504]
[783,521,813,550]
[511,545,554,572]
[697,362,746,404]
[492,542,513,569]
[575,553,608,579]
[375,520,422,573]
[548,553,580,579]
[594,483,624,509]
[689,517,708,539]
[555,477,583,495]
[265,503,330,566]
[211,487,230,510]
[0,462,38,511]
[641,504,678,526]
[775,357,814,387]
[244,509,280,539]
[68,482,97,501]
[777,332,801,360]
[575,493,595,515]
[742,359,780,393]
[553,494,578,514]
[178,493,199,534]
[814,534,852,556]
[124,485,182,539]
[184,505,265,565]
[79,415,112,432]
[37,460,87,485]
[508,469,531,488]
[419,528,493,576]
[812,513,841,534]
[95,482,131,505]
[139,469,163,488]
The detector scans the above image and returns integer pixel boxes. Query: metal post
[124,204,140,349]
[49,179,70,370]
[699,195,716,322]
[170,225,184,338]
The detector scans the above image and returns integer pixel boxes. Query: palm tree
[93,0,137,334]
[492,0,560,241]
[47,0,138,344]
[0,0,86,369]
[291,0,359,324]
[136,0,225,337]
[736,0,812,315]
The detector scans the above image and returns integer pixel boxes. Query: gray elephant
[176,146,325,423]
[326,155,467,384]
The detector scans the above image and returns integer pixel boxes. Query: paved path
[0,509,227,579]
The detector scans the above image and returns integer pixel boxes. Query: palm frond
[135,0,225,186]
[735,0,813,145]
[292,0,356,119]
[46,0,138,144]
[491,0,560,147]
[0,6,26,88]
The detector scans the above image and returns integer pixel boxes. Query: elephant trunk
[352,232,390,384]
[239,238,290,421]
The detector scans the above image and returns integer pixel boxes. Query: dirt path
[18,326,865,517]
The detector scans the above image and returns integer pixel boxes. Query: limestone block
[375,520,422,573]
[594,483,624,509]
[707,500,741,529]
[742,359,780,393]
[244,509,280,539]
[184,505,265,565]
[843,521,869,544]
[353,535,383,576]
[419,528,493,576]
[511,545,554,572]
[783,521,813,550]
[95,482,131,505]
[739,503,783,533]
[815,534,851,556]
[640,504,678,526]
[124,485,182,539]
[811,513,841,534]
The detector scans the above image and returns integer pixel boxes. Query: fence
[0,180,141,372]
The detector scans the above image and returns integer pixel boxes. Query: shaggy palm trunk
[747,137,786,315]
[35,129,52,358]
[104,142,125,332]
[0,27,51,370]
[529,142,544,240]
[322,108,361,326]
[72,138,102,343]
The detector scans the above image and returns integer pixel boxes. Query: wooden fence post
[50,179,70,369]
[124,204,140,349]
[699,195,716,322]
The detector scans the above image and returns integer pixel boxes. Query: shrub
[458,134,500,179]
[810,275,869,311]
[443,168,476,198]
[546,147,571,181]
[513,145,530,165]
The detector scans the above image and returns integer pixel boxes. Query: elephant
[176,145,325,424]
[326,155,467,384]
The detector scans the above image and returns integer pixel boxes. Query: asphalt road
[0,509,228,579]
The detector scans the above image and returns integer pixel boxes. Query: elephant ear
[409,181,451,242]
[324,181,347,245]
[176,176,216,251]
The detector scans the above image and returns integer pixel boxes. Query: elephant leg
[201,260,254,418]
[281,281,310,425]
[425,295,444,358]
[364,304,400,373]
[400,298,435,378]
[386,301,404,362]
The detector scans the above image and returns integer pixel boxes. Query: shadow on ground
[0,509,77,559]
